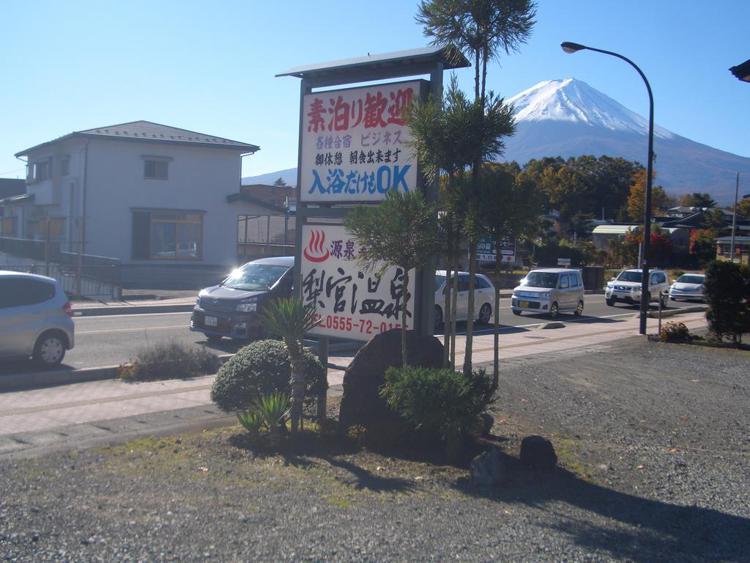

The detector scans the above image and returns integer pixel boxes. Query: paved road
[0,296,698,375]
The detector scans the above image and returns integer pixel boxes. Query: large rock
[338,329,443,431]
[520,435,557,470]
[470,447,507,487]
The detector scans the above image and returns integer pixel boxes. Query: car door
[0,278,48,358]
[456,274,470,321]
[568,271,583,308]
[557,273,572,310]
[649,272,663,300]
[474,275,492,316]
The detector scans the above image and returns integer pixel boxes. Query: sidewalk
[0,311,708,458]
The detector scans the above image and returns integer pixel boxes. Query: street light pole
[561,42,654,335]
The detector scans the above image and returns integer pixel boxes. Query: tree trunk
[474,50,480,100]
[401,268,409,367]
[443,253,452,368]
[463,239,478,377]
[288,341,306,434]
[450,257,458,370]
[491,238,501,395]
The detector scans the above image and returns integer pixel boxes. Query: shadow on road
[0,360,75,377]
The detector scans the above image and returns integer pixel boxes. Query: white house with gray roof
[4,120,259,287]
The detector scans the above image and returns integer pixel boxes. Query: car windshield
[523,272,559,289]
[617,271,642,283]
[435,274,446,291]
[677,275,704,284]
[222,264,289,291]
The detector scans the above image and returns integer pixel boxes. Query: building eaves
[277,45,469,84]
[15,120,259,157]
[226,192,288,214]
[0,192,34,205]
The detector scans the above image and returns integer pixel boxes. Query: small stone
[470,447,507,487]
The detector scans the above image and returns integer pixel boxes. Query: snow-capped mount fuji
[245,78,750,204]
[502,78,750,204]
[507,78,673,139]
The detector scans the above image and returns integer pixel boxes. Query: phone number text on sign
[301,225,414,341]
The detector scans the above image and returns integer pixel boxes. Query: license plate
[204,316,218,327]
[519,300,529,308]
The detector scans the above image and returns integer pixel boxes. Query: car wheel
[574,300,584,316]
[434,305,444,332]
[512,309,522,316]
[33,331,66,367]
[207,335,223,344]
[550,302,559,318]
[477,303,492,325]
[659,293,668,309]
[606,297,616,307]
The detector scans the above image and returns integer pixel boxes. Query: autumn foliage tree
[627,169,671,221]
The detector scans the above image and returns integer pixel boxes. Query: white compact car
[0,271,75,366]
[669,273,706,302]
[605,268,670,308]
[511,268,585,317]
[434,271,495,329]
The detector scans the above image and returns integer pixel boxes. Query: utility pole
[730,172,740,262]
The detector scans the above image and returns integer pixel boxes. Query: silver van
[0,271,75,366]
[511,268,585,317]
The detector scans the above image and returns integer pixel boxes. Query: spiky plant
[261,298,318,433]
[237,410,264,434]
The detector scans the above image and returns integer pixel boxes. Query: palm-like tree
[345,190,438,366]
[262,298,318,433]
[415,0,536,376]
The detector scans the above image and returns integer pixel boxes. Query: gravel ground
[1,337,749,561]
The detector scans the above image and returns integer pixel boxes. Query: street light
[561,41,654,335]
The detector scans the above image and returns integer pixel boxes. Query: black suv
[190,256,294,342]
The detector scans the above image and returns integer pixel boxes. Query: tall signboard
[300,225,415,340]
[279,47,466,346]
[300,81,423,203]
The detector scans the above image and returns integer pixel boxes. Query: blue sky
[1,0,748,180]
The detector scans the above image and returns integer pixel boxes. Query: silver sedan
[669,273,706,302]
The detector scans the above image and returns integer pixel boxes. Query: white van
[511,269,585,317]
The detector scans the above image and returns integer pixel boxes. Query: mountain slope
[246,79,750,204]
[502,79,750,204]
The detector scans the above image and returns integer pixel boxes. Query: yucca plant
[262,298,319,433]
[237,410,264,434]
[255,392,291,439]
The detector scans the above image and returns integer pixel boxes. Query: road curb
[0,365,121,392]
[0,354,235,393]
[73,304,195,317]
[647,305,707,319]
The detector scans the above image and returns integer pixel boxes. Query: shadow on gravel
[228,432,415,494]
[457,452,750,561]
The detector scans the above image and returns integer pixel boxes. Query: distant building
[230,183,296,262]
[1,121,259,287]
[591,224,689,254]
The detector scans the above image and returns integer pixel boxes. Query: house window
[132,210,203,260]
[28,158,52,182]
[144,159,169,180]
[60,156,70,176]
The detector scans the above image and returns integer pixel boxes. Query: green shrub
[238,392,290,435]
[704,261,750,345]
[659,321,691,343]
[119,341,219,381]
[211,339,325,412]
[380,366,494,445]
